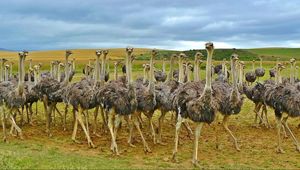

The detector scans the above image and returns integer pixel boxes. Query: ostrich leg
[2,106,7,142]
[253,103,264,127]
[275,115,284,153]
[107,109,119,155]
[222,115,240,151]
[125,115,136,147]
[63,104,68,131]
[282,116,300,152]
[71,109,81,144]
[157,110,167,145]
[133,112,151,153]
[9,109,23,139]
[192,122,204,167]
[172,114,184,162]
[77,107,95,148]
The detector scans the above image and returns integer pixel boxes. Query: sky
[1,0,300,51]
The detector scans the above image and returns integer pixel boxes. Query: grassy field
[0,49,299,169]
[248,48,300,60]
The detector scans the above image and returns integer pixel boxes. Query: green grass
[248,48,300,60]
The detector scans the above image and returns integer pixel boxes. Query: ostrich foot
[88,140,96,148]
[235,144,241,152]
[171,152,178,163]
[276,147,285,154]
[110,144,120,156]
[72,139,82,144]
[129,143,136,148]
[156,139,167,146]
[143,144,152,153]
[296,145,300,152]
[192,159,201,168]
[18,132,24,140]
[93,132,101,137]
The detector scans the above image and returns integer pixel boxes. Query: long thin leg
[63,104,68,131]
[77,107,95,148]
[262,105,270,128]
[85,110,90,136]
[71,110,80,143]
[125,115,135,147]
[157,110,166,145]
[107,109,119,155]
[183,121,194,139]
[9,111,23,139]
[93,106,100,136]
[172,114,184,162]
[1,105,7,142]
[113,114,122,140]
[28,103,34,125]
[282,116,300,152]
[192,123,204,167]
[133,112,151,153]
[146,114,156,144]
[275,116,284,153]
[222,115,240,151]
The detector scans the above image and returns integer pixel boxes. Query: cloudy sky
[1,0,300,50]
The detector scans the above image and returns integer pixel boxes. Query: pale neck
[224,65,228,81]
[34,70,38,85]
[187,67,191,82]
[167,57,174,81]
[18,56,24,95]
[58,66,62,82]
[238,64,244,87]
[100,55,106,83]
[125,54,130,84]
[290,63,294,84]
[194,59,199,82]
[149,55,154,90]
[178,58,184,83]
[114,65,118,80]
[162,60,166,73]
[72,60,75,71]
[143,67,147,83]
[95,56,100,81]
[10,64,12,77]
[0,61,3,82]
[204,50,213,90]
[231,59,238,91]
[4,68,8,81]
[65,56,70,84]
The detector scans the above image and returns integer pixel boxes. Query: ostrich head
[66,50,72,57]
[231,53,239,61]
[126,47,134,55]
[290,58,296,64]
[195,52,204,61]
[205,42,214,52]
[96,50,102,57]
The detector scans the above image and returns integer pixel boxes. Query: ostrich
[2,51,27,141]
[97,47,151,155]
[263,62,300,153]
[134,49,157,144]
[295,66,299,82]
[4,65,10,81]
[255,56,265,81]
[289,58,296,84]
[194,52,204,82]
[32,50,73,136]
[154,57,167,82]
[214,54,244,150]
[172,42,219,166]
[245,60,257,85]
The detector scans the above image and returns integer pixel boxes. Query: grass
[248,48,300,60]
[0,52,299,169]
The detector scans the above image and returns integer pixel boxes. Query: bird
[2,51,28,141]
[263,62,300,153]
[245,60,257,84]
[172,42,220,167]
[255,56,265,81]
[214,54,244,151]
[97,47,151,155]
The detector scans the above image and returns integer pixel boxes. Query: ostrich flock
[0,42,300,166]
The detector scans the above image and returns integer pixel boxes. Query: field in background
[248,48,300,60]
[0,48,299,169]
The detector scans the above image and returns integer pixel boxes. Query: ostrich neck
[231,59,238,92]
[167,57,174,81]
[162,60,166,73]
[187,67,191,82]
[65,56,69,84]
[239,65,244,87]
[0,61,4,81]
[224,65,228,80]
[72,60,75,71]
[34,70,38,85]
[18,56,25,95]
[204,50,213,91]
[58,66,62,82]
[114,65,118,80]
[178,58,184,83]
[148,54,154,91]
[143,67,147,83]
[100,55,106,84]
[10,64,12,77]
[194,59,199,82]
[290,63,294,84]
[95,56,100,82]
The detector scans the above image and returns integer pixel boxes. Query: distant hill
[0,47,298,61]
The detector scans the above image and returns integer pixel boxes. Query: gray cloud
[0,0,300,50]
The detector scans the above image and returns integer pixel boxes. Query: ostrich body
[255,56,265,81]
[172,43,220,166]
[154,57,167,82]
[245,60,257,84]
